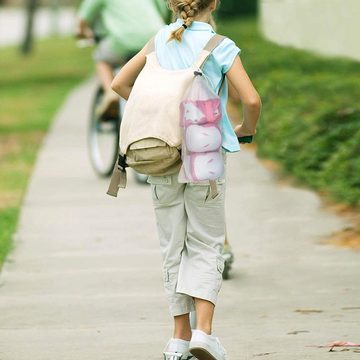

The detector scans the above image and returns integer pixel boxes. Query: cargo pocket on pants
[163,268,177,293]
[216,255,225,291]
[217,255,225,275]
[147,175,178,205]
[187,178,225,204]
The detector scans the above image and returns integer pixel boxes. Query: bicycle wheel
[88,87,120,177]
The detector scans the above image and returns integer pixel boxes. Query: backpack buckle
[194,70,203,76]
[117,153,128,171]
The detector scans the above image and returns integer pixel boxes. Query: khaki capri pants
[147,173,226,317]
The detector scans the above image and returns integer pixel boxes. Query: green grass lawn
[219,18,360,206]
[0,37,93,266]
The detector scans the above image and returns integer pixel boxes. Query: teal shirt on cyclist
[78,0,167,57]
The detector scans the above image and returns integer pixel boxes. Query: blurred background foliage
[218,0,257,17]
[0,0,258,16]
[220,18,360,206]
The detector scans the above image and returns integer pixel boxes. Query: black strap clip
[117,153,128,171]
[237,135,253,144]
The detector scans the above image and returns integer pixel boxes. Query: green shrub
[218,0,257,17]
[219,18,360,206]
[322,121,360,204]
[0,208,18,265]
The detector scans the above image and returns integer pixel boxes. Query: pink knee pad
[183,152,224,181]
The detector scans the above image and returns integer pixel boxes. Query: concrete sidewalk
[0,80,359,360]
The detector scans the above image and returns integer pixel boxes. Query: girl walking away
[76,0,168,117]
[111,0,261,359]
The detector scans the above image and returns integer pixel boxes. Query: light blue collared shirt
[154,19,241,153]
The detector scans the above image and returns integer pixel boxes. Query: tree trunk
[21,0,37,55]
[50,0,60,36]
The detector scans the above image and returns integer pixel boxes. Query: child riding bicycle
[76,0,168,117]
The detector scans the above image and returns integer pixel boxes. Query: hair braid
[167,0,218,42]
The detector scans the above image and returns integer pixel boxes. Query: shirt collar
[175,18,214,32]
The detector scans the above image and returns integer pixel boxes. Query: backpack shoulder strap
[107,147,127,197]
[203,34,227,52]
[146,37,156,54]
[194,34,227,70]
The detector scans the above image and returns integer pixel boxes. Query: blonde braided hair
[167,0,218,42]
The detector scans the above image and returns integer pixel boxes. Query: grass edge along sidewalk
[219,18,360,208]
[0,37,93,267]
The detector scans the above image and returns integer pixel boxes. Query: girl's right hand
[234,124,255,138]
[75,19,94,40]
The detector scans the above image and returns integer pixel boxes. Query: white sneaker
[221,244,234,280]
[163,338,195,360]
[189,330,227,360]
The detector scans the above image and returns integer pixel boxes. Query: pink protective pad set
[179,94,224,182]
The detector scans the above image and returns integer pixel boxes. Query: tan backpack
[107,34,226,197]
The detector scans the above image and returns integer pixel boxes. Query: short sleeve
[78,0,104,23]
[212,38,241,74]
[153,0,170,22]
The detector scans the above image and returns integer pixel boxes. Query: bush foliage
[218,0,257,17]
[219,18,360,206]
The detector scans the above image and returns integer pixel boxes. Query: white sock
[167,338,190,353]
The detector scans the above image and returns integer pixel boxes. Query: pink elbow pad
[180,101,207,126]
[195,99,221,124]
[180,99,222,127]
[185,125,222,153]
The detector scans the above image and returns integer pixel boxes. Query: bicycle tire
[88,87,120,178]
